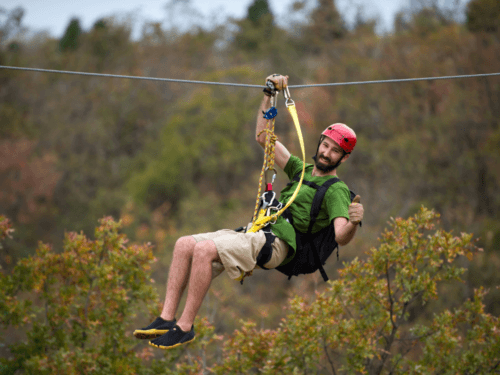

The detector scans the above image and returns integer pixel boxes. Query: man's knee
[193,240,220,263]
[173,236,197,258]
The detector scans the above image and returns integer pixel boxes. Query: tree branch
[386,261,397,329]
[323,337,337,375]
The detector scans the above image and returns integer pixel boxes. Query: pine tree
[247,0,273,26]
[309,0,345,41]
[232,0,274,52]
[59,18,82,52]
[302,0,346,53]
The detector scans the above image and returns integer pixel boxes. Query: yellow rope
[251,121,277,224]
[236,100,306,281]
[248,103,306,233]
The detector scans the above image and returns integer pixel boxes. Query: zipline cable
[289,72,500,88]
[0,65,264,88]
[1,65,500,88]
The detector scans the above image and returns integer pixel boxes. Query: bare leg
[176,240,220,331]
[160,236,196,321]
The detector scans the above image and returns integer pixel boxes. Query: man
[133,74,364,350]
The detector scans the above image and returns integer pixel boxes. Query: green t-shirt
[270,155,351,265]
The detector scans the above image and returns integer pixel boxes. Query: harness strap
[307,177,340,231]
[307,177,340,282]
[287,173,321,190]
[282,207,294,225]
[256,232,276,270]
[288,173,341,281]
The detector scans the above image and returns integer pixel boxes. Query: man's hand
[265,74,289,92]
[348,195,363,225]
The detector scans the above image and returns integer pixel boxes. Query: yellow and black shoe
[133,317,176,340]
[149,324,195,349]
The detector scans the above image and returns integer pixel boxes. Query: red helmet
[322,123,356,153]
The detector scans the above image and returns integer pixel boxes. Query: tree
[2,208,498,374]
[126,68,260,221]
[170,207,498,374]
[0,217,158,374]
[466,0,500,33]
[304,0,346,52]
[247,0,273,26]
[59,18,82,52]
[232,0,275,53]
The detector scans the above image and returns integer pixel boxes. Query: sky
[1,0,416,39]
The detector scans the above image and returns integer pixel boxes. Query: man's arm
[334,196,363,246]
[334,217,358,246]
[255,90,291,171]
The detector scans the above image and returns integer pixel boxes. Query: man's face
[315,136,347,172]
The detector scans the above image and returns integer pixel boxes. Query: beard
[313,153,341,173]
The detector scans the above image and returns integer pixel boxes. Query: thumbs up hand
[348,195,363,225]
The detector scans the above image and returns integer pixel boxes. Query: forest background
[1,0,499,373]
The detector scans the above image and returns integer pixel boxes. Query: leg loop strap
[256,232,276,270]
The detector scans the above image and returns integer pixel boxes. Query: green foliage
[126,207,496,374]
[247,0,273,26]
[232,0,276,54]
[233,17,274,54]
[0,217,158,374]
[204,207,496,374]
[59,18,82,52]
[1,208,498,374]
[84,18,134,71]
[127,67,260,215]
[1,3,500,371]
[303,0,346,52]
[407,288,500,374]
[0,215,28,329]
[466,0,500,33]
[212,320,277,374]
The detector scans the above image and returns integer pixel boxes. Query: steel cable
[289,72,500,88]
[0,65,264,88]
[1,65,500,89]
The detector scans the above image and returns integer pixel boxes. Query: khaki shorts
[191,228,289,280]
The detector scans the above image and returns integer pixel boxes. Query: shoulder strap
[307,176,340,282]
[307,177,340,233]
[288,172,321,190]
[290,174,339,282]
[288,171,341,233]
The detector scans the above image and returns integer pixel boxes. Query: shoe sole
[148,337,196,350]
[133,329,170,340]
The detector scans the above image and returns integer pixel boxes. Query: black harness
[260,173,358,282]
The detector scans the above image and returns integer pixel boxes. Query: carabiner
[284,86,294,107]
[272,89,279,108]
[264,167,277,185]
